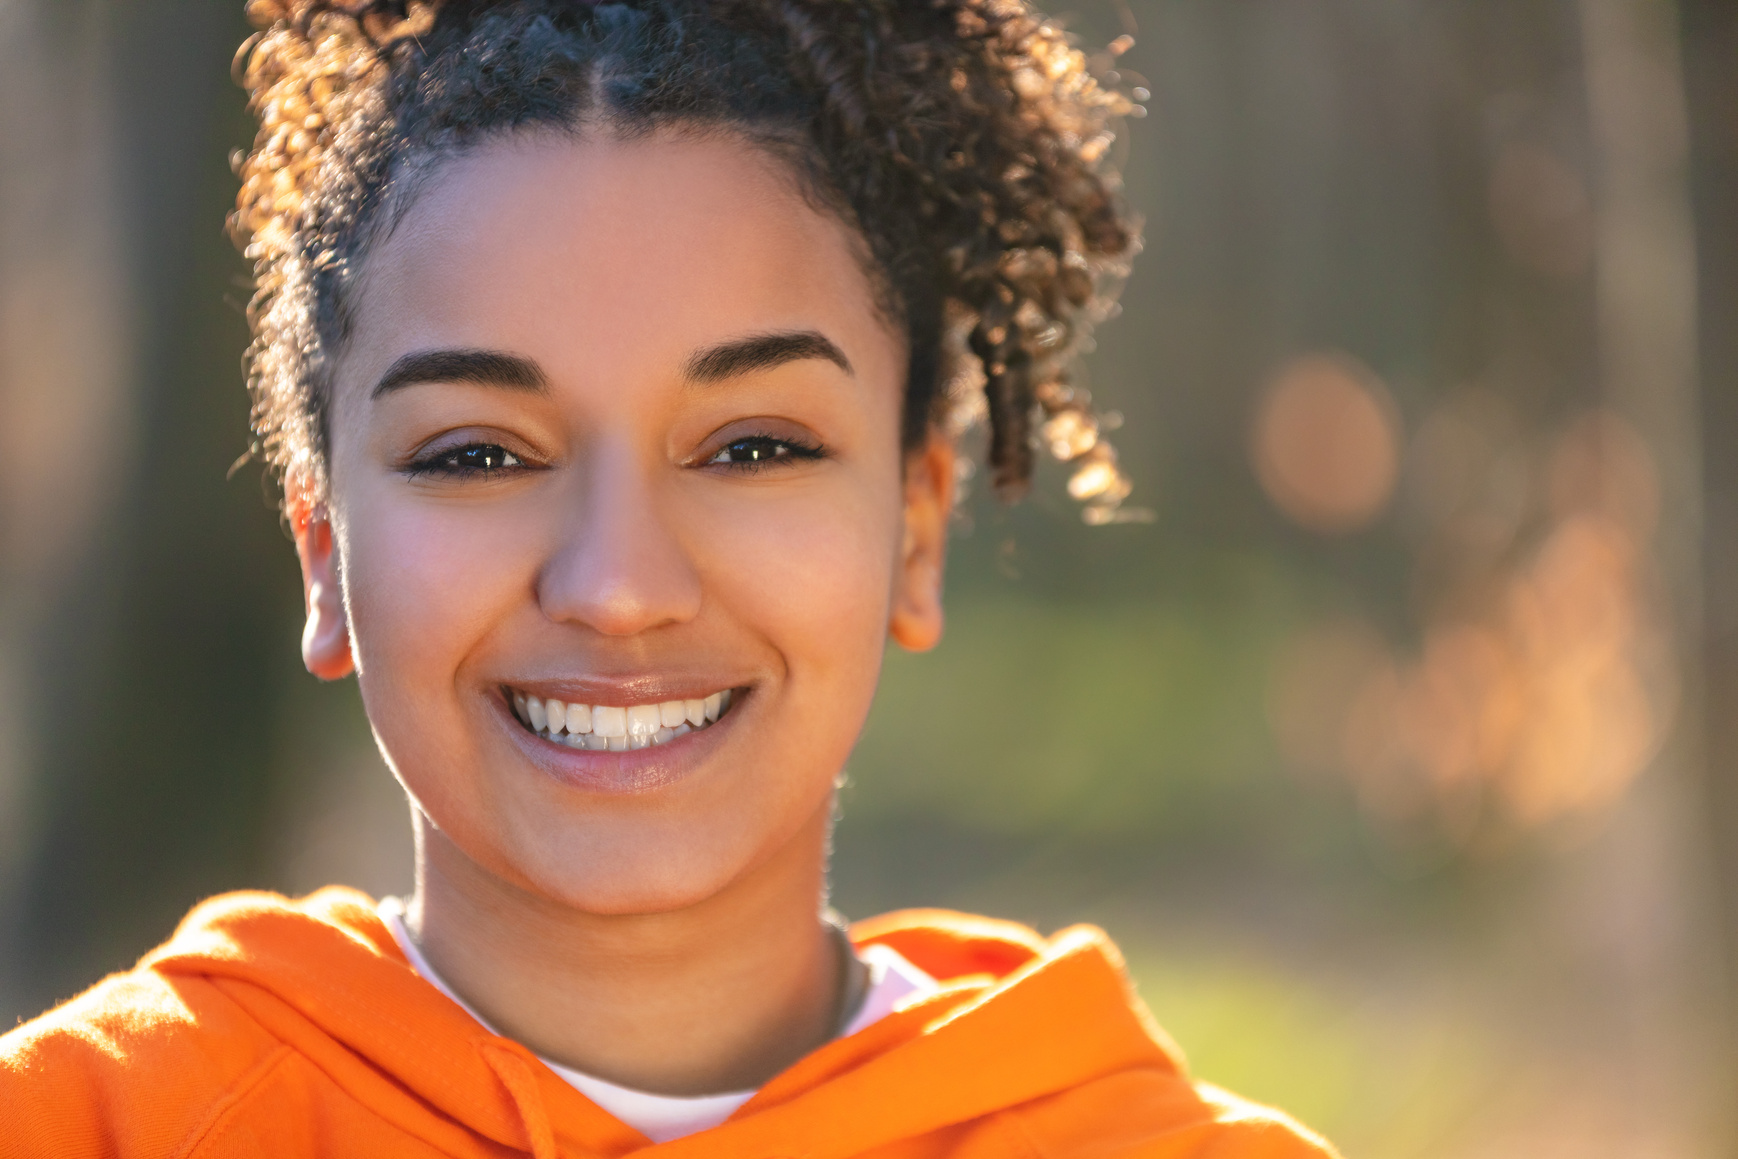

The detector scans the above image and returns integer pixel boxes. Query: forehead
[345,129,893,384]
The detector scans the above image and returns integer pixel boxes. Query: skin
[290,129,954,1096]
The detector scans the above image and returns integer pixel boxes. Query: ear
[889,432,955,653]
[288,481,355,681]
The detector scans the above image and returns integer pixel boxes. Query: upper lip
[499,675,747,705]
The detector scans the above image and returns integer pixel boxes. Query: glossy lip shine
[493,683,749,795]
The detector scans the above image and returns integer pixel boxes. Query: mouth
[507,686,736,751]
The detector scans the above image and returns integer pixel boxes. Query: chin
[511,825,772,917]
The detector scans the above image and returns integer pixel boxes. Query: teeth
[593,706,627,738]
[509,687,737,749]
[566,702,592,735]
[627,704,661,740]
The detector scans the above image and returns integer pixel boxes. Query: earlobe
[289,490,356,681]
[889,434,954,653]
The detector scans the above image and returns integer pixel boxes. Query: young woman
[2,2,1336,1154]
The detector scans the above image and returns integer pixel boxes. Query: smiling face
[295,130,952,914]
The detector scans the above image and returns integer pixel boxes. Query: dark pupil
[727,439,785,462]
[454,445,510,470]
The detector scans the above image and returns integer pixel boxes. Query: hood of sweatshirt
[128,887,1330,1159]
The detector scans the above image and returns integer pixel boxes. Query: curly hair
[232,0,1141,518]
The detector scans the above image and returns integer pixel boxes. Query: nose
[536,442,703,636]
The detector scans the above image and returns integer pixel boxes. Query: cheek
[686,471,902,689]
[339,485,537,699]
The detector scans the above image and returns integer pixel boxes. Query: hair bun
[244,1,429,38]
[232,2,438,258]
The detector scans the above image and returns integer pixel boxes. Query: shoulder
[0,890,391,1159]
[855,910,1339,1157]
[1,962,289,1158]
[1006,1069,1341,1159]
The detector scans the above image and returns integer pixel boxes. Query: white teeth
[511,686,737,748]
[627,704,661,739]
[593,705,627,738]
[565,702,592,735]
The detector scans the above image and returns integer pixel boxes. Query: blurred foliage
[1126,946,1490,1158]
[850,586,1296,838]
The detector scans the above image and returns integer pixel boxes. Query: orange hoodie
[0,888,1337,1158]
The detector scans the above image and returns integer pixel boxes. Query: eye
[406,442,525,479]
[705,435,824,468]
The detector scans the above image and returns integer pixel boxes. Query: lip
[494,683,746,795]
[507,674,739,706]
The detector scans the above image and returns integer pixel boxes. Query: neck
[405,799,845,1096]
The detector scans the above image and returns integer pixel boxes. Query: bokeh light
[1267,407,1672,835]
[1251,352,1402,534]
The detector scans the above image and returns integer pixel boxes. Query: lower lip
[498,693,741,794]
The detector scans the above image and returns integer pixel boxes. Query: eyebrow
[682,330,853,383]
[372,348,549,398]
[369,331,850,398]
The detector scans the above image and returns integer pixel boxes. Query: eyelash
[404,442,527,480]
[403,433,825,481]
[704,434,827,471]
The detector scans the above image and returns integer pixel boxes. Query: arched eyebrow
[372,349,548,398]
[370,332,849,397]
[683,330,852,383]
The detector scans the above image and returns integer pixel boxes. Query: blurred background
[2,0,1735,1154]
